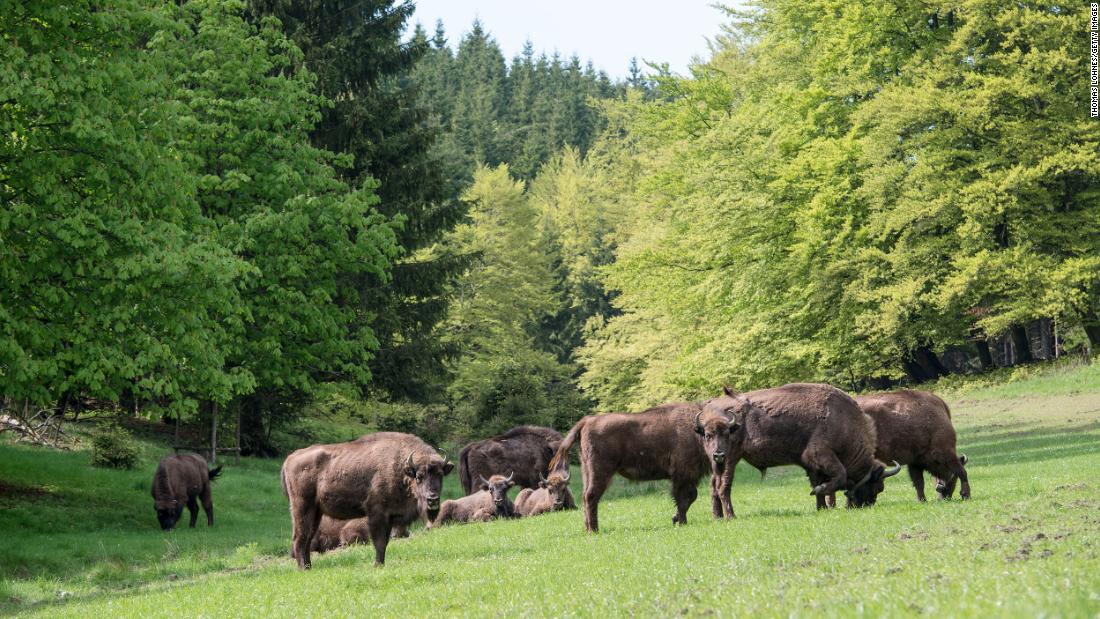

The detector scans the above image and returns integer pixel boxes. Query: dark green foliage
[90,424,140,470]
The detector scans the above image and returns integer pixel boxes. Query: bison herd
[151,383,970,570]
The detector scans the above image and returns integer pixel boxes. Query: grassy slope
[3,362,1100,617]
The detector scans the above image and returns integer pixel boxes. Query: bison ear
[405,465,417,479]
[538,480,548,489]
[694,424,705,436]
[442,461,454,475]
[723,385,736,397]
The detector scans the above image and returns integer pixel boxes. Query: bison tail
[548,416,588,473]
[458,445,473,495]
[208,465,223,482]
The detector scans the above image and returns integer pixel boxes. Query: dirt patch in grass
[0,480,51,501]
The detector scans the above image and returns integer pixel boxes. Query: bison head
[539,470,571,510]
[154,499,183,531]
[695,387,749,469]
[479,472,516,507]
[845,460,902,507]
[405,449,454,519]
[934,454,968,499]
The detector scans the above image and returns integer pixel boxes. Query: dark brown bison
[514,470,576,517]
[458,426,563,494]
[434,473,517,526]
[549,402,710,533]
[281,432,452,569]
[696,383,901,517]
[853,390,970,502]
[151,453,222,530]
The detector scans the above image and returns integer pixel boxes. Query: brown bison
[434,473,517,526]
[549,402,710,533]
[281,432,452,569]
[311,518,410,554]
[458,426,563,494]
[151,453,222,530]
[853,390,970,502]
[514,470,576,517]
[696,383,901,517]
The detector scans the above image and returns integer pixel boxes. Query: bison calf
[434,473,517,526]
[854,390,970,502]
[514,470,576,517]
[151,453,222,530]
[697,383,901,517]
[550,402,710,533]
[311,517,411,554]
[281,432,452,569]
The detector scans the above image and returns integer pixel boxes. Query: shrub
[90,423,140,470]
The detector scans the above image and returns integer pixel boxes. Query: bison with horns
[695,383,901,517]
[281,432,453,569]
[514,469,576,517]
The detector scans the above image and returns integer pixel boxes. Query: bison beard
[548,402,710,533]
[458,426,563,495]
[151,453,221,531]
[281,432,453,569]
[697,383,901,516]
[852,390,971,503]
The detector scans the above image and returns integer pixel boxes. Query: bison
[458,426,563,494]
[151,453,222,530]
[311,518,411,554]
[852,390,970,502]
[281,432,452,569]
[434,473,517,526]
[549,402,710,533]
[696,383,901,517]
[514,470,576,517]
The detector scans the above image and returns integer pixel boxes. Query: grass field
[2,361,1100,617]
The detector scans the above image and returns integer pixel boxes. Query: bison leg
[907,465,927,502]
[711,460,736,519]
[201,485,215,526]
[582,465,613,534]
[709,474,723,519]
[187,496,199,528]
[802,446,845,508]
[291,505,322,570]
[368,518,390,566]
[671,478,698,526]
[391,523,409,539]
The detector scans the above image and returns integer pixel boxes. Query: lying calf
[434,473,516,526]
[515,470,576,517]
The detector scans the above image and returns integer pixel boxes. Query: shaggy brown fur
[514,470,576,517]
[853,390,970,502]
[549,402,709,533]
[281,432,453,569]
[311,517,410,553]
[697,383,900,517]
[151,453,221,530]
[434,474,517,526]
[458,426,563,494]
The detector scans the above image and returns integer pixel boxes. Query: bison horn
[435,447,448,462]
[405,452,415,468]
[694,410,703,430]
[479,474,490,486]
[959,453,968,466]
[882,460,902,478]
[560,468,570,482]
[539,472,547,483]
[505,471,515,483]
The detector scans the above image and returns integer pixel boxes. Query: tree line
[3,0,1095,451]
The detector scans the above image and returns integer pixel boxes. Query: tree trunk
[975,340,994,370]
[1084,310,1100,352]
[1011,326,1034,364]
[210,401,219,465]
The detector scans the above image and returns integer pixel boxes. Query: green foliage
[90,424,140,470]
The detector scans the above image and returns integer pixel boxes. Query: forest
[2,0,1097,455]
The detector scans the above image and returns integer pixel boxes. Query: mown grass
[3,362,1100,617]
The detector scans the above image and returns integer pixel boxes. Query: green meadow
[3,362,1100,618]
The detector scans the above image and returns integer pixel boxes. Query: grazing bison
[281,432,452,569]
[549,402,710,533]
[151,453,222,530]
[696,383,901,517]
[853,390,970,502]
[434,473,517,526]
[514,470,576,517]
[458,426,563,494]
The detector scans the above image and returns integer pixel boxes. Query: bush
[90,423,140,470]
